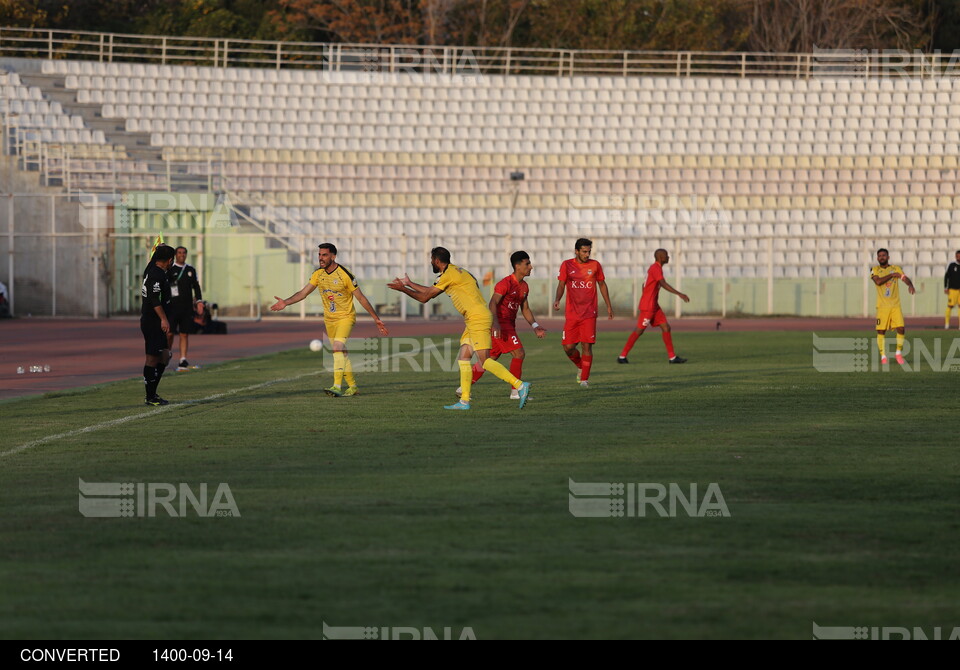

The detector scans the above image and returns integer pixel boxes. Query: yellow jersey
[871,264,905,310]
[309,264,358,321]
[434,264,488,320]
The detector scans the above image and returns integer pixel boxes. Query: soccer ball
[309,339,323,352]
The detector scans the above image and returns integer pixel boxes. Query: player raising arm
[388,247,531,411]
[271,243,388,397]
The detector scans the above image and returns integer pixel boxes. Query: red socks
[580,356,593,381]
[662,331,676,359]
[621,330,643,358]
[566,350,582,369]
[472,362,485,383]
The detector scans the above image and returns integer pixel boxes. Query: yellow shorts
[325,318,355,344]
[876,306,905,331]
[460,312,493,352]
[949,289,960,307]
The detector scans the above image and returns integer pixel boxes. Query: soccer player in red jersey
[467,251,547,399]
[554,238,614,387]
[618,249,690,365]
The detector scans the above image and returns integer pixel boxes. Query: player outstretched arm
[353,287,389,335]
[388,274,443,304]
[658,278,691,303]
[520,297,547,338]
[597,280,615,319]
[270,283,317,311]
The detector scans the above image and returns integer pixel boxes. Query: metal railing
[2,135,224,196]
[3,26,960,78]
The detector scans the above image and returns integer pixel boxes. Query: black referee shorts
[167,303,195,335]
[140,317,167,356]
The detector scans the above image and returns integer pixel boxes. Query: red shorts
[562,317,597,345]
[491,329,523,356]
[638,307,667,329]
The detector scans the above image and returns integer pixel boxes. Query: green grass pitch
[1,330,959,639]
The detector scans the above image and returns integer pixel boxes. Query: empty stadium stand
[2,35,959,316]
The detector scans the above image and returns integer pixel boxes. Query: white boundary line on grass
[0,370,324,460]
[0,340,444,460]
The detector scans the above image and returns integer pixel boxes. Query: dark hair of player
[511,250,530,268]
[151,245,176,263]
[877,248,889,255]
[575,238,592,251]
[175,246,187,253]
[431,247,451,264]
[318,243,338,256]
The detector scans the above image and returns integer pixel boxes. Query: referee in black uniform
[167,246,203,370]
[141,245,176,406]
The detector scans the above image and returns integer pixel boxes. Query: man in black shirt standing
[945,250,960,330]
[167,246,203,370]
[142,245,176,406]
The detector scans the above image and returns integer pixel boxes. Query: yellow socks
[332,351,345,388]
[482,357,523,390]
[896,333,905,354]
[343,355,356,387]
[877,334,885,355]
[948,306,954,329]
[459,360,473,403]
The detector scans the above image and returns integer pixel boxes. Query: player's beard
[431,261,440,274]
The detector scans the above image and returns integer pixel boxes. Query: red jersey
[493,274,529,328]
[639,262,665,312]
[558,258,605,320]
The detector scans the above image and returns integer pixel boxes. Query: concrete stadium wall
[1,156,102,317]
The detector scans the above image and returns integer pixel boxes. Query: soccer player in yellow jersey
[871,248,916,366]
[270,243,388,396]
[387,247,532,411]
[944,250,960,329]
